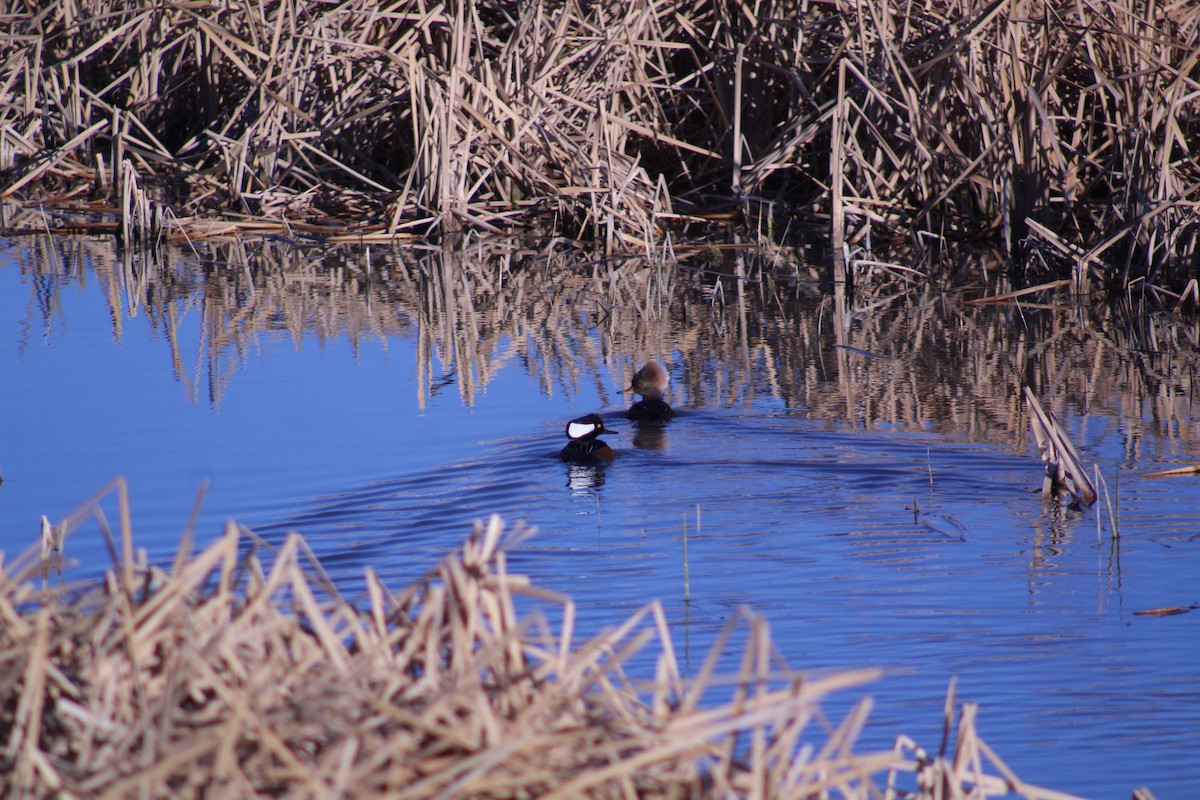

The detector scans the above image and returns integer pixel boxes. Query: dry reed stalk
[1024,386,1099,506]
[0,481,1085,798]
[1,1,1196,289]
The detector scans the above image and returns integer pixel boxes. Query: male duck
[559,413,618,462]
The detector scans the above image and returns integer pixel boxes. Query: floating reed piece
[0,480,1083,799]
[1024,387,1098,507]
[2,1,1198,289]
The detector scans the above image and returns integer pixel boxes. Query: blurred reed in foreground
[1,479,1080,799]
[1,0,1198,290]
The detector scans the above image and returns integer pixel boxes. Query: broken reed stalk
[1024,386,1098,507]
[2,0,1198,290]
[0,479,1083,799]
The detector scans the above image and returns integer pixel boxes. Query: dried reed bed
[2,480,1080,799]
[2,0,1198,289]
[9,230,1200,453]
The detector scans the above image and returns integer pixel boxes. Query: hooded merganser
[623,361,675,421]
[559,413,618,462]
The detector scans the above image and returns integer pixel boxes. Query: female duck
[559,414,618,462]
[623,361,675,421]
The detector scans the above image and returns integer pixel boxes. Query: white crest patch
[567,421,596,439]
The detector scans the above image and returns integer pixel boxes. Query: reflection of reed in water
[10,232,410,405]
[11,231,1199,452]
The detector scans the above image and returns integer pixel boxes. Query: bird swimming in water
[623,361,675,421]
[559,413,618,463]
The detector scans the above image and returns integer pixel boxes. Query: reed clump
[1,480,1078,799]
[1,0,1197,289]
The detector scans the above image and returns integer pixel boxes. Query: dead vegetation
[1,479,1082,799]
[1024,386,1098,507]
[1,0,1198,290]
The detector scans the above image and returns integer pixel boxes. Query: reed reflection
[8,228,1199,458]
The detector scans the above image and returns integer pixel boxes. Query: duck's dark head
[565,413,616,441]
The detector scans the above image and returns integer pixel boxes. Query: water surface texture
[2,236,1198,798]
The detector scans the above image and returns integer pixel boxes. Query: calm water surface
[1,240,1198,798]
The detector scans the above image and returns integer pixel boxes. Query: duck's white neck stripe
[567,421,595,439]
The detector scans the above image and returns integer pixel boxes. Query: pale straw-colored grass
[0,478,1085,798]
[1,0,1197,289]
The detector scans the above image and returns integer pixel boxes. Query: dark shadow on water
[630,420,670,451]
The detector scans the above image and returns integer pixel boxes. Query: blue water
[1,243,1198,798]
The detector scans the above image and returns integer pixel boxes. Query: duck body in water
[559,413,618,463]
[623,361,675,421]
